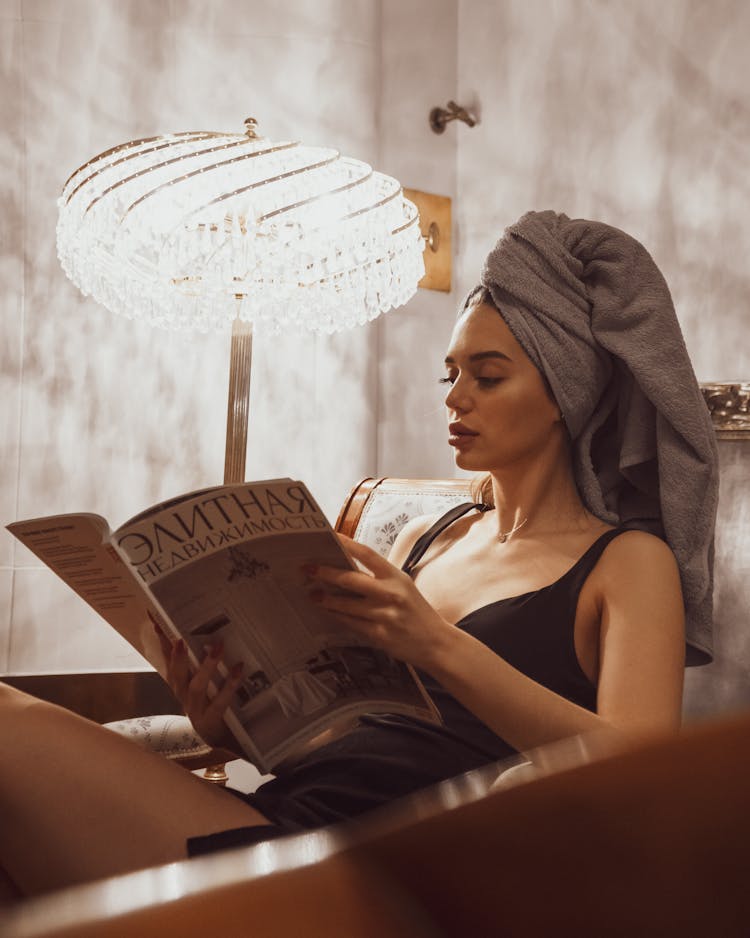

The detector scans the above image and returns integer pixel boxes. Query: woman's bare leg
[0,682,273,896]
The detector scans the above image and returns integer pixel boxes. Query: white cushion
[104,714,211,760]
[354,485,472,556]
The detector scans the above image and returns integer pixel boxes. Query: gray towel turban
[463,210,719,665]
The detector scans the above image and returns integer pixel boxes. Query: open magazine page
[6,514,169,678]
[113,479,440,771]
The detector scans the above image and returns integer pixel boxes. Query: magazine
[7,479,441,772]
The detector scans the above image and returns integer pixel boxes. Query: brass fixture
[701,382,750,438]
[430,101,477,134]
[403,188,451,292]
[426,221,440,252]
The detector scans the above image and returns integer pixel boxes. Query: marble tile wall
[376,0,460,481]
[0,4,23,672]
[683,439,750,719]
[454,0,750,718]
[1,0,382,672]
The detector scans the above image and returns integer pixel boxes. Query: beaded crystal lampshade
[57,118,425,481]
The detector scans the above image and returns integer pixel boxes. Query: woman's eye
[438,375,503,388]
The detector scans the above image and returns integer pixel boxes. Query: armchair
[104,478,475,782]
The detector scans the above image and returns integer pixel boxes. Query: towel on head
[463,210,719,665]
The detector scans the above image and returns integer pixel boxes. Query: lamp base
[224,319,253,484]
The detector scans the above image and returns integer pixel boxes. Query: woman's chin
[452,450,484,471]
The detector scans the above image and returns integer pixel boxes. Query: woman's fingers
[312,590,390,623]
[153,622,174,664]
[169,640,192,698]
[186,643,223,708]
[206,663,245,719]
[337,534,396,575]
[312,568,393,603]
[152,630,243,749]
[309,558,406,599]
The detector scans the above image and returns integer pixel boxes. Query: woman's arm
[592,530,685,734]
[312,530,685,753]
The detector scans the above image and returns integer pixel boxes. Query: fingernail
[308,589,324,603]
[231,661,245,678]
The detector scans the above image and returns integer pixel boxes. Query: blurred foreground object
[5,710,749,938]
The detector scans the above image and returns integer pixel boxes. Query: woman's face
[442,300,562,472]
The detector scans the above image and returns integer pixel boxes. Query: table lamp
[57,117,425,483]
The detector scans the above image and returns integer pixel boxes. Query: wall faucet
[429,101,478,134]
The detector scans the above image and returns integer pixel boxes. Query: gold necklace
[479,505,529,543]
[497,516,528,543]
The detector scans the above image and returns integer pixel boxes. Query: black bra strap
[401,502,483,576]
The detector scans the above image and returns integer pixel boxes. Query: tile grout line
[6,8,28,674]
[373,0,384,476]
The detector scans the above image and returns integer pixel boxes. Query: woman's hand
[306,534,456,671]
[154,625,245,754]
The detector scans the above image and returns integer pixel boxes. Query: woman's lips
[448,423,479,447]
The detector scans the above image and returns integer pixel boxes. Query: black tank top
[399,503,630,736]
[241,504,634,831]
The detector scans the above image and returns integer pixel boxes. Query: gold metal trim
[103,142,301,219]
[257,165,373,223]
[202,764,229,786]
[189,151,340,218]
[340,182,400,223]
[65,123,404,254]
[390,210,420,237]
[62,132,223,192]
[66,135,246,207]
[701,382,750,438]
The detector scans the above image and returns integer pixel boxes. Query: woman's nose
[444,377,470,412]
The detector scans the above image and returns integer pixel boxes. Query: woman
[0,211,718,896]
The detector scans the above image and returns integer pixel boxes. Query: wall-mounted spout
[429,100,478,134]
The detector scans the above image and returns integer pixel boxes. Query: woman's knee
[0,682,88,751]
[0,683,48,748]
[0,681,58,716]
[0,681,33,713]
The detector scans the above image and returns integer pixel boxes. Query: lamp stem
[224,318,253,484]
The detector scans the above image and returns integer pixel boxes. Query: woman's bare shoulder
[595,528,683,607]
[386,512,443,567]
[601,528,679,571]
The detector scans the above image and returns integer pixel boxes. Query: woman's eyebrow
[444,350,513,364]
